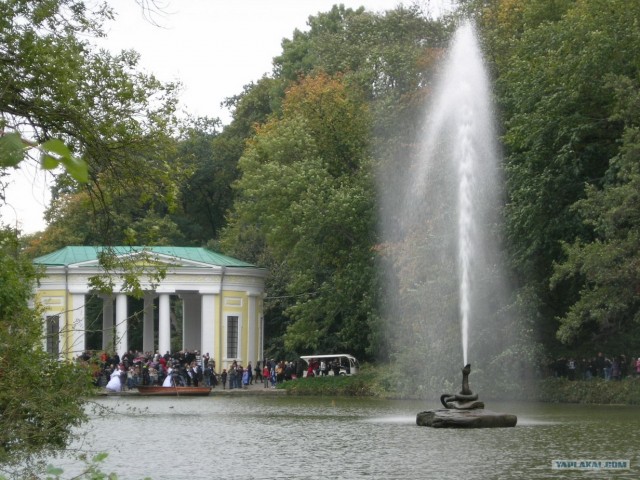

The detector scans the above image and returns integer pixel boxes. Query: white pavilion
[33,246,267,370]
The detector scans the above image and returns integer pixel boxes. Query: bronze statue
[417,362,517,427]
[440,363,483,410]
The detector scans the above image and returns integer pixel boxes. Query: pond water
[53,396,640,479]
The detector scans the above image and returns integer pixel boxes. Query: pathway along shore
[98,381,286,397]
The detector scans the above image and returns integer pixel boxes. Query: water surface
[56,398,639,479]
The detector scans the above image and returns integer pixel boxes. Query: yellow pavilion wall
[211,291,262,371]
[35,289,76,360]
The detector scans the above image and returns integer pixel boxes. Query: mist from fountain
[380,20,508,386]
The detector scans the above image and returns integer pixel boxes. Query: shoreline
[94,376,640,405]
[95,381,287,397]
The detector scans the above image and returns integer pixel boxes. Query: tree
[551,76,640,349]
[479,0,640,353]
[223,73,377,359]
[275,4,449,102]
[0,2,179,475]
[1,0,180,242]
[171,117,239,245]
[0,229,92,475]
[218,6,451,363]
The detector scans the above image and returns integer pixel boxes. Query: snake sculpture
[440,363,479,409]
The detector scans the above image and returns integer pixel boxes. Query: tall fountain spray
[383,22,504,389]
[394,21,519,427]
[400,19,502,370]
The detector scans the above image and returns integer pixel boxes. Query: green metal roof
[33,246,256,268]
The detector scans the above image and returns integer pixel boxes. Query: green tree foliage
[171,117,240,245]
[0,2,180,474]
[1,0,180,242]
[275,4,448,101]
[480,0,640,353]
[273,3,450,175]
[551,76,640,349]
[0,229,92,474]
[223,77,286,134]
[0,133,87,183]
[221,6,449,362]
[25,162,187,257]
[223,73,377,359]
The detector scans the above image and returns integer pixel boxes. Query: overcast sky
[2,0,451,235]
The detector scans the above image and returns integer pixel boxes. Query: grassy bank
[536,377,640,405]
[279,371,384,397]
[279,367,640,405]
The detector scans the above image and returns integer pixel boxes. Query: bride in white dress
[163,366,175,387]
[105,365,124,392]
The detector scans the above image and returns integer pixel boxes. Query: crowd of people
[221,359,305,389]
[550,352,640,381]
[78,349,219,392]
[83,349,640,391]
[77,350,313,392]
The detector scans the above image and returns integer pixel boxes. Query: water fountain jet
[403,20,517,427]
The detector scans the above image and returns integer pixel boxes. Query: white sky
[1,0,451,235]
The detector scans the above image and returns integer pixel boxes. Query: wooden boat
[136,385,212,396]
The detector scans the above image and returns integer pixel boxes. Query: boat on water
[136,385,212,396]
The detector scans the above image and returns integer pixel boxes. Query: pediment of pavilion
[70,250,216,270]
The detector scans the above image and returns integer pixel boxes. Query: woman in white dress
[105,364,125,392]
[162,366,174,386]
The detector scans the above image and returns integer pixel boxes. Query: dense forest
[2,0,640,468]
[6,0,640,368]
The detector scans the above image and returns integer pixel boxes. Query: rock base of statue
[416,364,517,428]
[416,409,517,428]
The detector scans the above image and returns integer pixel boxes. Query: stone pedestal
[416,363,517,428]
[416,409,517,428]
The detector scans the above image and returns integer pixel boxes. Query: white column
[102,296,114,351]
[143,293,155,354]
[247,293,257,364]
[158,293,171,355]
[201,294,215,361]
[115,293,128,357]
[71,293,86,357]
[216,292,223,368]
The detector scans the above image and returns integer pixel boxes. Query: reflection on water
[512,418,559,426]
[362,415,417,424]
[52,398,640,479]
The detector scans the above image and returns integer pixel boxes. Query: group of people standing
[218,359,299,389]
[80,351,326,393]
[220,360,254,389]
[552,352,640,381]
[263,360,299,387]
[208,357,347,390]
[81,349,218,392]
